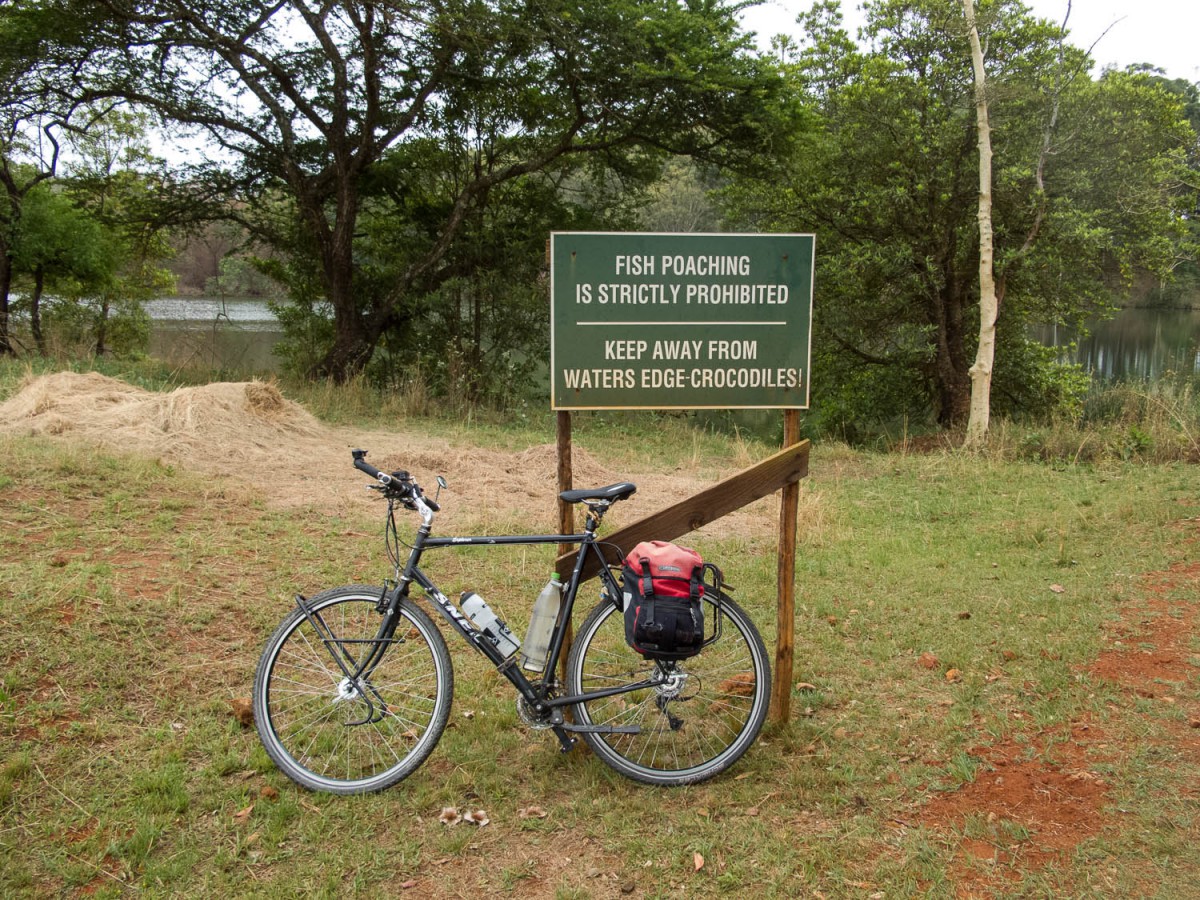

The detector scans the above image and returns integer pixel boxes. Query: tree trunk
[31,265,46,355]
[0,248,13,357]
[95,296,110,357]
[931,282,972,427]
[297,174,379,382]
[962,0,998,450]
[322,316,376,381]
[934,347,971,426]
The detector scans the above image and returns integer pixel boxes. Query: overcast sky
[740,0,1200,82]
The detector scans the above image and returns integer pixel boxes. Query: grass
[8,351,1200,465]
[2,362,1200,896]
[985,377,1200,464]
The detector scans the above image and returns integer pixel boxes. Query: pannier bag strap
[637,556,702,601]
[639,557,654,601]
[637,559,659,634]
[702,562,724,593]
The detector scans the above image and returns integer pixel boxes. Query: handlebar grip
[351,449,386,482]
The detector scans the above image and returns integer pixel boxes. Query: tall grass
[5,355,1200,465]
[987,378,1200,463]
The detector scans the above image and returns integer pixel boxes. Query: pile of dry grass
[0,372,783,538]
[0,371,322,447]
[0,371,353,506]
[0,370,327,470]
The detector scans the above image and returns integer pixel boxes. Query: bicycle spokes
[255,590,453,794]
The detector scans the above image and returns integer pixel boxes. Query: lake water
[144,297,1200,383]
[1032,307,1200,381]
[145,297,285,372]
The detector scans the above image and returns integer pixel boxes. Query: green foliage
[723,0,1198,433]
[40,294,151,358]
[638,158,722,232]
[387,275,545,409]
[261,151,637,405]
[988,334,1090,422]
[30,0,793,380]
[262,257,335,380]
[203,255,283,299]
[0,91,174,359]
[10,184,109,284]
[804,337,936,443]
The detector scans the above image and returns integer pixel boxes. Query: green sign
[550,232,814,410]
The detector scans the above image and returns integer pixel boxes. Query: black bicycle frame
[405,518,667,744]
[410,529,606,697]
[290,500,667,748]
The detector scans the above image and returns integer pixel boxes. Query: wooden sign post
[555,429,810,724]
[549,231,815,724]
[770,409,803,723]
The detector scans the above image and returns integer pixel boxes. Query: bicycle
[252,449,771,793]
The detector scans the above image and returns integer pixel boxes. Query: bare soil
[916,529,1200,897]
[0,372,783,538]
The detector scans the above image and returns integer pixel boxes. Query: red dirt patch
[65,819,99,844]
[917,532,1200,897]
[1090,562,1200,692]
[920,725,1108,869]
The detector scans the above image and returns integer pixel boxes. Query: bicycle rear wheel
[253,585,453,794]
[565,590,770,785]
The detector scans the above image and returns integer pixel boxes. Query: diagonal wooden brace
[556,440,810,580]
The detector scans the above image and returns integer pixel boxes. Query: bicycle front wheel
[565,591,770,785]
[253,585,453,794]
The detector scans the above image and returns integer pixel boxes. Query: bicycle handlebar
[351,449,440,512]
[351,448,393,482]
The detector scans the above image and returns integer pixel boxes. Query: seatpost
[584,501,609,532]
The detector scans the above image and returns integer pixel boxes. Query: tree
[1,2,64,355]
[63,107,175,356]
[639,158,721,233]
[961,0,997,449]
[45,0,789,380]
[9,183,111,354]
[725,0,1196,433]
[1139,71,1200,299]
[1,0,131,356]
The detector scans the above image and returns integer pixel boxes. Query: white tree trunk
[962,0,997,450]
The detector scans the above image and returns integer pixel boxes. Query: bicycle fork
[292,590,400,727]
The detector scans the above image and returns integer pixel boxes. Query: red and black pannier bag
[621,541,706,660]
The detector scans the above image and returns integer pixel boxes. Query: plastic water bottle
[460,591,521,658]
[520,574,563,672]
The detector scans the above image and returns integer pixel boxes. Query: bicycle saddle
[559,482,637,504]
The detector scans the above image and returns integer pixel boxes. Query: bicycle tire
[565,590,770,785]
[253,585,453,794]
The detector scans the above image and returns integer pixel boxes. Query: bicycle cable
[384,498,411,569]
